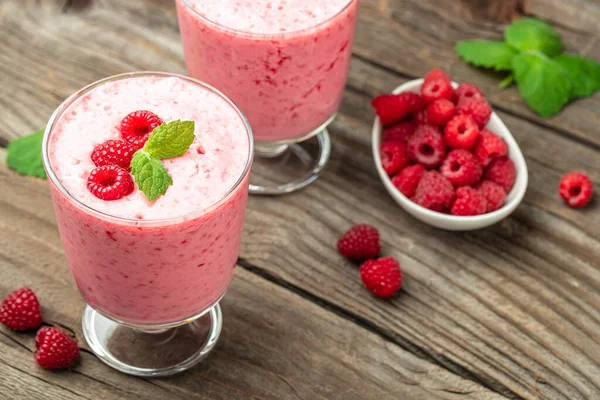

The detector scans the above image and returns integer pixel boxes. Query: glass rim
[42,71,254,227]
[178,0,356,38]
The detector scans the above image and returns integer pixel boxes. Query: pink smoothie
[176,0,359,142]
[45,74,252,326]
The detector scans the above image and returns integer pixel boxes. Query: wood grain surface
[0,0,599,399]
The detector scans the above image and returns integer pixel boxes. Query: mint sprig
[130,120,195,202]
[7,129,47,179]
[456,17,600,118]
[456,40,516,71]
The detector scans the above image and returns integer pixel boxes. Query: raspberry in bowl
[371,71,528,230]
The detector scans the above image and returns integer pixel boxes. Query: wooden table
[1,1,599,399]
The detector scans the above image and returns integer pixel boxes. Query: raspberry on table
[360,257,402,298]
[474,129,508,166]
[444,114,480,150]
[421,77,455,104]
[120,110,163,149]
[392,164,426,198]
[87,165,134,201]
[337,224,381,261]
[457,97,492,128]
[91,139,137,169]
[383,120,416,143]
[427,99,455,126]
[559,172,593,208]
[380,141,409,175]
[0,287,42,331]
[456,82,484,101]
[413,171,455,212]
[372,92,422,126]
[451,186,488,216]
[35,327,79,369]
[440,149,483,187]
[407,125,446,168]
[484,156,516,193]
[475,180,507,212]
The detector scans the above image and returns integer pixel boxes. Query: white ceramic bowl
[372,79,528,231]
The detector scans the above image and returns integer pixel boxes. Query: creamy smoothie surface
[184,0,354,34]
[49,75,250,220]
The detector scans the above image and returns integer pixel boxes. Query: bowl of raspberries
[371,69,528,230]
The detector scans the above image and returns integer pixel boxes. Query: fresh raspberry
[380,141,409,175]
[407,125,446,168]
[457,97,492,128]
[414,109,430,126]
[372,92,422,126]
[413,171,455,212]
[337,224,381,261]
[559,172,593,208]
[427,99,455,126]
[475,180,506,212]
[421,78,455,104]
[392,164,426,198]
[444,114,480,150]
[91,139,137,169]
[451,186,488,216]
[87,165,134,201]
[359,257,402,298]
[440,149,483,187]
[474,129,508,166]
[423,69,451,86]
[35,327,79,369]
[383,120,417,143]
[0,287,42,331]
[484,156,516,193]
[456,82,484,101]
[120,110,163,148]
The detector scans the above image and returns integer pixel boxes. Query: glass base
[249,129,331,195]
[82,304,223,377]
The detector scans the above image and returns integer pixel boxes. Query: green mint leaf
[130,151,173,202]
[505,18,562,57]
[456,40,517,71]
[499,74,515,88]
[6,129,47,179]
[553,54,600,98]
[143,120,195,159]
[512,51,572,118]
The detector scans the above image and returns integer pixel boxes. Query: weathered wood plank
[0,166,510,400]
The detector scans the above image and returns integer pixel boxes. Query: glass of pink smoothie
[176,0,359,194]
[42,72,253,376]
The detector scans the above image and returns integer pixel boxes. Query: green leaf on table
[130,151,173,202]
[143,120,195,159]
[456,40,517,71]
[512,51,572,118]
[553,53,600,98]
[6,129,47,179]
[505,18,562,57]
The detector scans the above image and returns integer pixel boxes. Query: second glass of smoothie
[176,0,359,194]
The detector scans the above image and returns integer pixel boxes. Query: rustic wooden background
[0,0,599,399]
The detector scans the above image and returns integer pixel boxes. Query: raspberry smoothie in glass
[176,0,359,194]
[42,72,253,376]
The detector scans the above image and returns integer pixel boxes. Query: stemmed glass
[176,0,359,194]
[42,72,253,376]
